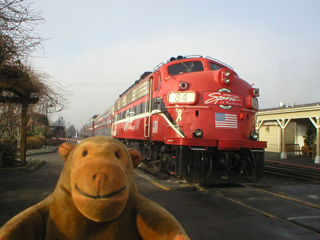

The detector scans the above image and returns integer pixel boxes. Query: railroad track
[210,184,320,236]
[264,160,320,182]
[140,164,320,236]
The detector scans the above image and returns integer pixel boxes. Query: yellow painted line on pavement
[135,171,171,191]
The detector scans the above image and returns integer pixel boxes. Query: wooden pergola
[0,75,39,164]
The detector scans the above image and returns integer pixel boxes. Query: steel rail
[264,161,320,183]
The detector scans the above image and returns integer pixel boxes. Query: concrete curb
[26,147,58,156]
[26,160,46,172]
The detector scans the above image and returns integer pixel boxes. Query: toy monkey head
[58,136,141,222]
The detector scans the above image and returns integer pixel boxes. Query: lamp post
[44,103,53,150]
[66,121,70,139]
[58,116,64,138]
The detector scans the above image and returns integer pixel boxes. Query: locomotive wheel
[198,175,212,187]
[190,150,212,186]
[153,160,162,172]
[153,150,166,172]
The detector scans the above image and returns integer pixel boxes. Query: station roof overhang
[257,103,320,121]
[257,103,320,163]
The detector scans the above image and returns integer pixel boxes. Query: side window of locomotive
[168,61,204,75]
[141,102,145,114]
[135,103,141,115]
[157,74,161,90]
[210,62,223,71]
[154,74,161,91]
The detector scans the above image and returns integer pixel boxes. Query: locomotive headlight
[179,81,188,90]
[224,71,230,77]
[193,129,203,138]
[250,131,259,140]
[218,69,234,86]
[253,88,260,97]
[249,88,260,97]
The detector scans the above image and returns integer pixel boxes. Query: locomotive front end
[157,56,266,184]
[102,55,266,185]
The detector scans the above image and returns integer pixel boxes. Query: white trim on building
[257,102,320,164]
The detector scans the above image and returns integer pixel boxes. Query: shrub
[303,129,315,147]
[27,131,36,137]
[26,136,43,150]
[36,135,45,143]
[0,139,18,167]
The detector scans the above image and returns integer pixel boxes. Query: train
[81,55,267,185]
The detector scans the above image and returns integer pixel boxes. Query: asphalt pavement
[1,152,320,240]
[0,152,63,225]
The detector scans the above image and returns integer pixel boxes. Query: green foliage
[27,131,36,137]
[0,139,18,167]
[303,129,316,147]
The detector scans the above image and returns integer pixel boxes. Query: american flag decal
[215,113,238,128]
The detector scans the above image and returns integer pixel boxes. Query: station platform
[265,152,320,170]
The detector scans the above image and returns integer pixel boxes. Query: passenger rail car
[84,55,267,185]
[80,106,114,138]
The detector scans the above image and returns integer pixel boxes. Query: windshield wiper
[180,61,187,69]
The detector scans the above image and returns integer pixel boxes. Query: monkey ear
[58,142,76,162]
[128,149,142,168]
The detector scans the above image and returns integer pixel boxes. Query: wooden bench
[285,144,302,155]
[307,144,316,159]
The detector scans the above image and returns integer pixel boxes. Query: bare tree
[0,0,70,112]
[0,0,70,165]
[27,67,71,114]
[0,0,44,67]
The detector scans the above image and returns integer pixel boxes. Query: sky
[29,0,320,131]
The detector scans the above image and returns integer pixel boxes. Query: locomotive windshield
[209,62,223,71]
[168,61,204,75]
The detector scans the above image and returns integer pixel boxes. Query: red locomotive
[81,55,266,185]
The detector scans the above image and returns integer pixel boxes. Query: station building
[256,102,320,164]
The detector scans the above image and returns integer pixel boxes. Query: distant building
[50,126,66,138]
[256,102,320,163]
